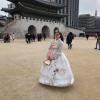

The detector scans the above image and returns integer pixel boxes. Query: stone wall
[5,16,83,38]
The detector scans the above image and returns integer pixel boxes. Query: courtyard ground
[0,37,100,100]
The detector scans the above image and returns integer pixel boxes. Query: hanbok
[39,39,74,87]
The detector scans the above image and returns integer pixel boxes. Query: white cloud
[95,0,100,16]
[79,0,100,16]
[0,0,10,15]
[97,0,100,4]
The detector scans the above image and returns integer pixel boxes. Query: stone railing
[4,19,17,33]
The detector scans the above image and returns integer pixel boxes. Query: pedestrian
[39,32,74,87]
[66,32,74,49]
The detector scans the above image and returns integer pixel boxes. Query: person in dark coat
[42,33,46,40]
[3,33,10,43]
[66,32,74,49]
[25,33,31,44]
[32,34,36,42]
[86,34,89,40]
[37,33,42,42]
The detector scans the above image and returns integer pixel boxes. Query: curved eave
[22,5,67,18]
[7,0,64,9]
[2,2,67,18]
[17,3,67,18]
[1,8,13,13]
[1,8,20,15]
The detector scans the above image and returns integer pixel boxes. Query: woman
[39,32,74,87]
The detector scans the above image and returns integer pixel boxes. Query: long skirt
[39,52,74,87]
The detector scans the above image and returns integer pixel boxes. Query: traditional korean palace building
[1,0,82,38]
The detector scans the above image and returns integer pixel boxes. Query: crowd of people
[3,32,15,43]
[25,33,46,44]
[24,31,75,51]
[1,31,100,51]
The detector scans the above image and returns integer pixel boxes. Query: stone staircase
[4,19,17,33]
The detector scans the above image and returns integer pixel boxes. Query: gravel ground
[0,37,100,100]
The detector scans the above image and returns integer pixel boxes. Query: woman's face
[55,33,60,40]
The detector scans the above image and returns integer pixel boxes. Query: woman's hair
[54,32,64,42]
[59,32,64,42]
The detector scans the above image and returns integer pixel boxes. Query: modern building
[1,0,80,38]
[78,14,100,36]
[67,0,79,28]
[78,14,96,30]
[95,17,100,29]
[55,0,79,28]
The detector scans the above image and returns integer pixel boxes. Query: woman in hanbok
[39,32,74,87]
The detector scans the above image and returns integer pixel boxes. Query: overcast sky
[0,0,100,16]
